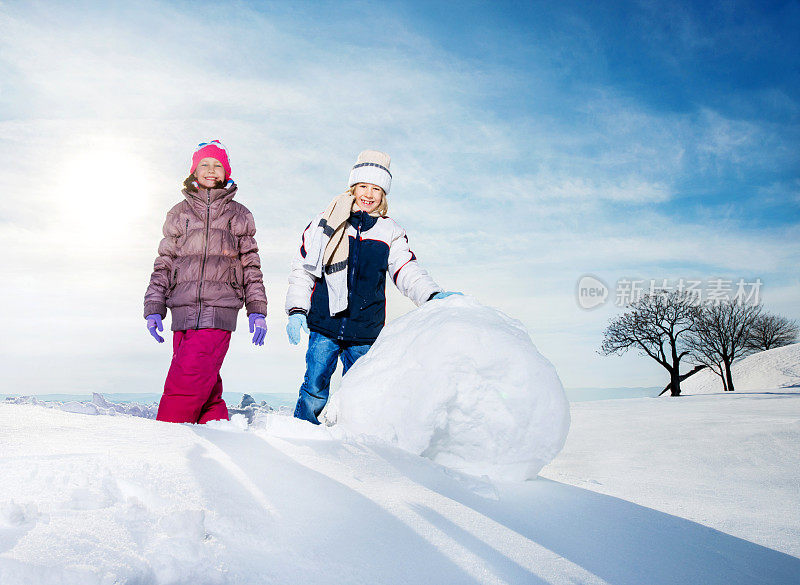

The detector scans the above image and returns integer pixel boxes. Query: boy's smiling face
[195,157,225,189]
[353,183,384,214]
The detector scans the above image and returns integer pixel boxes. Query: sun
[54,145,152,240]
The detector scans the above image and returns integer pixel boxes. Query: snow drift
[325,296,570,481]
[679,342,800,395]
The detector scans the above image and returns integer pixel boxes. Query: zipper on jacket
[184,218,189,243]
[337,214,363,340]
[196,189,211,329]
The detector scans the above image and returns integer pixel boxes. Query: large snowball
[324,296,570,481]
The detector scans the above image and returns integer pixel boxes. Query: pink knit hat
[190,140,231,181]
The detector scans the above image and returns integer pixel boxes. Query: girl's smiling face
[353,182,384,214]
[195,157,225,189]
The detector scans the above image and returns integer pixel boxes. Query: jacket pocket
[230,265,244,301]
[167,267,179,296]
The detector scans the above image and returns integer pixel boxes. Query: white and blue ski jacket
[286,210,441,343]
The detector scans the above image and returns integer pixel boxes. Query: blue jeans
[294,331,372,425]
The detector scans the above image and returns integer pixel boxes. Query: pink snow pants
[156,328,231,424]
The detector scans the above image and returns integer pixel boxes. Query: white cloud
[0,1,797,393]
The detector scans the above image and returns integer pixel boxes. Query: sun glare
[55,146,151,240]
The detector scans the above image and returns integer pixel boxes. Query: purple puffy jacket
[144,182,268,332]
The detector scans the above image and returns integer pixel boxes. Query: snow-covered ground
[680,342,800,394]
[1,303,798,584]
[540,393,800,558]
[2,392,798,585]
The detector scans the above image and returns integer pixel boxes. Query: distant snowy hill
[680,342,800,395]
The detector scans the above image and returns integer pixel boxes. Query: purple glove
[249,313,267,346]
[146,314,165,343]
[432,291,463,300]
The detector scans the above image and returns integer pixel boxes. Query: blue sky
[0,0,797,395]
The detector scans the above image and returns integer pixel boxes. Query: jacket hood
[182,181,238,215]
[183,179,237,201]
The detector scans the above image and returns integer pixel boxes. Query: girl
[144,140,269,424]
[285,150,460,424]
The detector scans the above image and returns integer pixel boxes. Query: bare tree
[656,364,707,396]
[746,313,799,351]
[600,291,700,396]
[686,300,762,392]
[690,355,731,392]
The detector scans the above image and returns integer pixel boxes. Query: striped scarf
[302,192,381,315]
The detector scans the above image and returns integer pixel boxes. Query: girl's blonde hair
[347,184,388,217]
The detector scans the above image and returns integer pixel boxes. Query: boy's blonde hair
[347,184,388,217]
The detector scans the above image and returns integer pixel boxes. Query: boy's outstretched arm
[387,225,441,306]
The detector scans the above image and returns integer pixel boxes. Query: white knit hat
[348,150,392,194]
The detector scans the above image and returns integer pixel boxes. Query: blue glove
[432,291,463,300]
[286,313,310,345]
[249,313,267,346]
[146,314,165,343]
